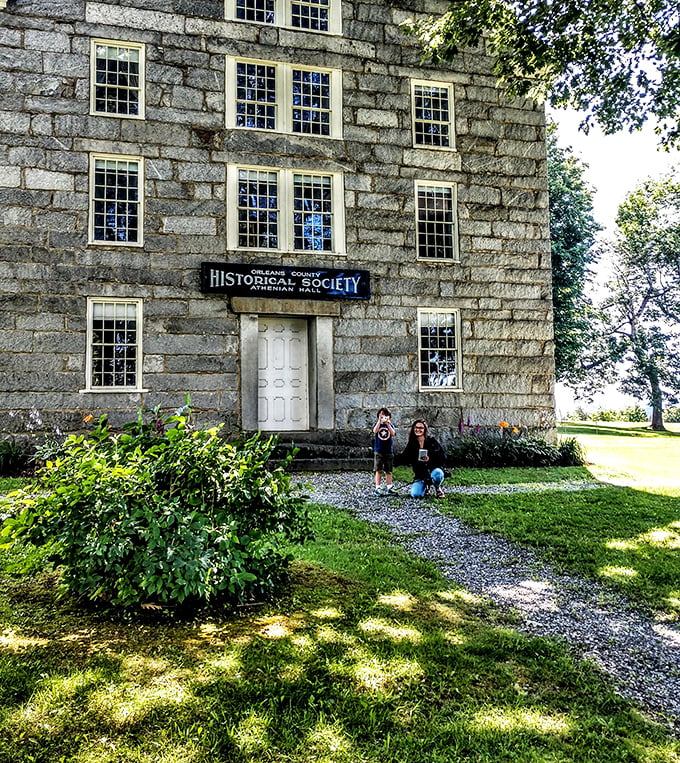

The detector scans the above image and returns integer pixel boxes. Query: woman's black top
[398,435,446,482]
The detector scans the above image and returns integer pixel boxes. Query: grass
[2,427,680,760]
[430,423,680,621]
[1,507,679,762]
[440,487,680,619]
[0,477,27,494]
[557,422,680,490]
[394,464,593,486]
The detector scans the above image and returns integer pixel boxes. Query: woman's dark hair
[407,419,428,444]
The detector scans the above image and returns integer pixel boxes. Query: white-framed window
[228,0,341,34]
[89,154,144,246]
[418,309,462,391]
[227,165,345,254]
[226,57,342,138]
[411,80,454,149]
[90,39,145,119]
[415,181,458,261]
[84,298,145,392]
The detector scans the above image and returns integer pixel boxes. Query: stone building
[0,0,555,452]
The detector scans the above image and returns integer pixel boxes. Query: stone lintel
[230,298,341,316]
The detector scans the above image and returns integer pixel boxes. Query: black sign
[201,262,370,301]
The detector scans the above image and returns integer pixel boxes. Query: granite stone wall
[0,0,555,447]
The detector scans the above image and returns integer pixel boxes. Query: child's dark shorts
[374,453,394,473]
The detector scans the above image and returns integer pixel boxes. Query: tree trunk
[648,368,666,431]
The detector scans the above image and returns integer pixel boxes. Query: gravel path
[302,472,680,734]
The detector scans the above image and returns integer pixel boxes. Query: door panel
[258,317,309,431]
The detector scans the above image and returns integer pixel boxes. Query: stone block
[0,166,21,187]
[356,108,399,128]
[160,216,217,236]
[86,3,185,33]
[0,110,31,133]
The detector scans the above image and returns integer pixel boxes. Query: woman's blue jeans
[410,468,445,498]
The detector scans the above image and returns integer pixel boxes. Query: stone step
[271,442,374,472]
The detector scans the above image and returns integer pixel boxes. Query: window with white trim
[228,0,340,34]
[227,165,345,254]
[91,39,145,119]
[418,309,462,390]
[89,154,144,246]
[227,58,341,138]
[411,80,453,149]
[415,181,458,261]
[85,298,144,391]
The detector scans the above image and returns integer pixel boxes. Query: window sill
[90,111,146,120]
[416,256,460,264]
[87,240,144,248]
[80,388,149,394]
[225,17,343,36]
[227,126,343,140]
[412,144,458,152]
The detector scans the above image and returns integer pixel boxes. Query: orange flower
[83,413,94,423]
[512,426,519,434]
[499,421,509,429]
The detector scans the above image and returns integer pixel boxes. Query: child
[372,407,397,496]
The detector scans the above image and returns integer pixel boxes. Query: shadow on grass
[0,507,678,762]
[442,486,680,621]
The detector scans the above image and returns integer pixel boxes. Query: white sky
[549,107,680,233]
[549,108,680,415]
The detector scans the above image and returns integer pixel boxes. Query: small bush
[1,404,310,610]
[447,432,586,468]
[620,405,648,422]
[665,406,680,423]
[0,438,28,477]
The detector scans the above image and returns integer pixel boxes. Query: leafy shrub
[665,406,680,423]
[2,405,310,610]
[0,438,27,477]
[447,432,585,468]
[620,405,648,422]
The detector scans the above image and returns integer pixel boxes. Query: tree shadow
[0,551,678,761]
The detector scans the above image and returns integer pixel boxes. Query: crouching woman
[398,420,447,498]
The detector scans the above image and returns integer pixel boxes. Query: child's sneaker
[384,485,399,496]
[374,487,385,497]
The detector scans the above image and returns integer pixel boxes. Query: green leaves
[2,404,310,610]
[405,0,680,146]
[547,124,600,384]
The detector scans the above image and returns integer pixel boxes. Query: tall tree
[546,124,600,383]
[405,0,680,145]
[593,175,680,429]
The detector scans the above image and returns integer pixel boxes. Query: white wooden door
[258,317,309,431]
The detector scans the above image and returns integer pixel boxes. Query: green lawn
[431,423,680,620]
[1,505,678,762]
[1,428,680,761]
[558,422,680,491]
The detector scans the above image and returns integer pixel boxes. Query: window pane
[291,0,329,30]
[292,69,331,135]
[417,184,454,259]
[236,0,275,23]
[91,301,138,388]
[293,174,333,251]
[235,61,277,130]
[93,158,140,243]
[94,43,141,117]
[413,84,451,147]
[237,169,279,248]
[419,311,458,388]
